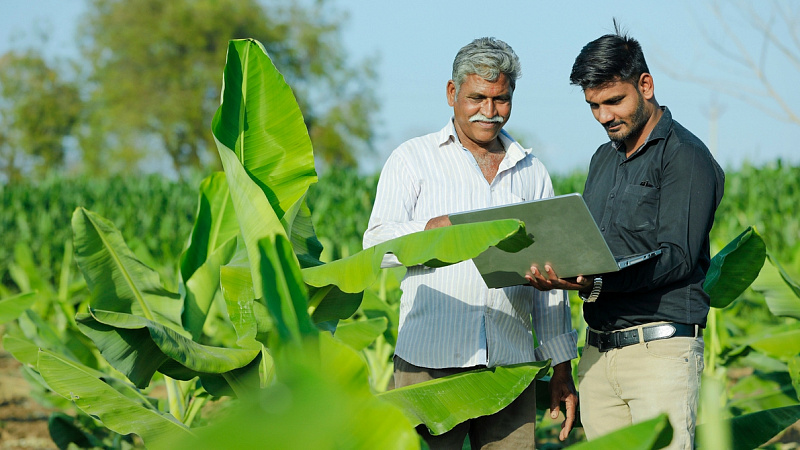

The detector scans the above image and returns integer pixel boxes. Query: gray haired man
[364,37,579,449]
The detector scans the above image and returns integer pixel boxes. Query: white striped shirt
[363,120,578,368]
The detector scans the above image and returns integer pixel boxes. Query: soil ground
[0,349,56,449]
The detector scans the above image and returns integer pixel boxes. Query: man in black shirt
[526,23,724,449]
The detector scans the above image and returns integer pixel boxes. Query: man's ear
[638,73,655,100]
[446,80,456,107]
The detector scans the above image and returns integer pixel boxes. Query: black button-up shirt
[582,107,725,331]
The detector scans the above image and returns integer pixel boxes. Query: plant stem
[165,376,186,422]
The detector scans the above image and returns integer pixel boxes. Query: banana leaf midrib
[84,209,155,321]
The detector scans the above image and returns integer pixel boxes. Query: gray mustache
[469,113,504,123]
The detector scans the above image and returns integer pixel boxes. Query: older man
[364,37,578,449]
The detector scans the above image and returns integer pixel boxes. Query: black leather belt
[587,323,701,352]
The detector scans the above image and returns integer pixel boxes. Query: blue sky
[2,0,799,175]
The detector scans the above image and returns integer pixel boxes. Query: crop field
[0,40,798,449]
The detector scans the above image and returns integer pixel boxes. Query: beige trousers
[577,330,704,450]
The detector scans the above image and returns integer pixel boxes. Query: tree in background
[660,1,800,128]
[0,51,82,183]
[76,0,377,177]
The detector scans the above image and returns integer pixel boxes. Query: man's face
[447,73,512,150]
[583,80,648,145]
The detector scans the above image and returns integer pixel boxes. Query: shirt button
[610,193,615,198]
[601,227,606,231]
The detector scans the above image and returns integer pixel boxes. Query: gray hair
[452,37,521,95]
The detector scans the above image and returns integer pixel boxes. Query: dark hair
[569,20,649,89]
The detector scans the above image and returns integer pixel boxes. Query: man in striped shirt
[363,37,578,449]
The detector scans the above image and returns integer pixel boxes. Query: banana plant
[1,38,547,448]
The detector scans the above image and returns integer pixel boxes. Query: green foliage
[0,175,198,294]
[1,38,552,448]
[306,168,378,260]
[552,169,588,196]
[77,0,377,176]
[0,50,81,182]
[711,161,800,273]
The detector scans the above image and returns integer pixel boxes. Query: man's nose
[597,106,614,124]
[480,99,498,118]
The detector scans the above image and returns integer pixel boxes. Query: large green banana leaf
[211,38,320,301]
[211,38,317,221]
[378,361,549,435]
[216,135,288,301]
[697,405,800,450]
[569,414,672,449]
[751,253,800,319]
[302,219,530,294]
[71,207,184,330]
[76,309,259,388]
[38,349,194,449]
[704,227,766,308]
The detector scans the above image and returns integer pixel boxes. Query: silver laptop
[449,193,662,288]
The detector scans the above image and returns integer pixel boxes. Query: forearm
[532,289,578,365]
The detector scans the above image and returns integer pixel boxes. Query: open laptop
[449,193,662,288]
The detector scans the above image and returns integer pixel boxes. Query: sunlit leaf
[211,39,317,221]
[378,361,549,435]
[211,39,319,301]
[302,219,528,295]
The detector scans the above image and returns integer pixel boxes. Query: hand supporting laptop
[525,264,594,294]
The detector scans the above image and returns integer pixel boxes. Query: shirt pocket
[617,184,659,232]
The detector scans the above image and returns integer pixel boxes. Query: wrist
[579,276,602,302]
